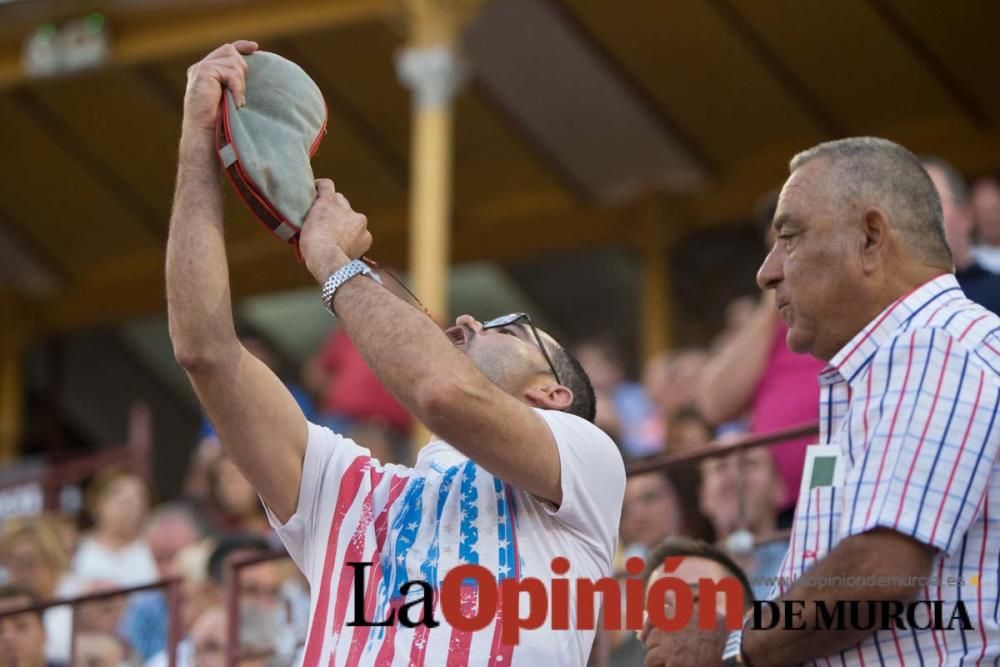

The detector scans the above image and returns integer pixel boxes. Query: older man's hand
[640,612,730,667]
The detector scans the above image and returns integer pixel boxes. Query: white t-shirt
[267,410,625,667]
[72,536,158,587]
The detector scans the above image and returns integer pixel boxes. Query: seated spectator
[145,536,292,667]
[698,439,788,600]
[641,537,753,657]
[643,349,708,420]
[971,173,1000,271]
[186,605,269,667]
[73,468,158,588]
[208,535,296,660]
[45,514,79,564]
[574,337,662,457]
[666,462,716,545]
[0,517,80,663]
[305,327,411,441]
[665,407,713,455]
[922,157,1000,315]
[74,582,129,640]
[166,541,218,658]
[0,584,61,667]
[207,455,273,541]
[697,192,825,524]
[586,574,644,667]
[73,631,131,667]
[620,473,681,561]
[182,436,223,507]
[120,504,204,661]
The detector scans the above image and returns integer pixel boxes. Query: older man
[166,42,624,666]
[643,137,999,666]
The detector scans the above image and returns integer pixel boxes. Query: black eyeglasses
[481,312,562,385]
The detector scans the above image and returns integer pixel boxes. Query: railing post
[226,561,241,667]
[166,577,182,667]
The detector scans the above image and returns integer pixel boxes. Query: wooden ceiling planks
[0,0,997,332]
[0,93,160,277]
[564,0,824,172]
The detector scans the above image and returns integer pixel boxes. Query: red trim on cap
[308,99,329,158]
[214,92,329,251]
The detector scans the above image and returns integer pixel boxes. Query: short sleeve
[263,421,411,577]
[535,409,626,556]
[839,328,1000,554]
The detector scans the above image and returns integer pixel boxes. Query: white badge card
[798,444,845,499]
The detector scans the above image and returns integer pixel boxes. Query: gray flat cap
[216,51,327,245]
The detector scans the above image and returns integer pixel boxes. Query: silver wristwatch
[722,628,748,666]
[321,259,382,315]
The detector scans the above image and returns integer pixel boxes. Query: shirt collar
[825,273,960,384]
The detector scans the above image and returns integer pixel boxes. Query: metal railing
[0,576,182,667]
[225,549,294,667]
[2,420,819,667]
[626,420,819,476]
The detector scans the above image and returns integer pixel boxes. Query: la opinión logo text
[345,557,972,644]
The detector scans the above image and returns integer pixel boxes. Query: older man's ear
[858,207,892,274]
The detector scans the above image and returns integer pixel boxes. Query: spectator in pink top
[305,328,412,439]
[697,192,825,517]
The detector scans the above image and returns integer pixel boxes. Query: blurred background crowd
[4,161,1000,667]
[2,1,999,666]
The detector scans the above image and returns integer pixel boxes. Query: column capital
[396,45,467,109]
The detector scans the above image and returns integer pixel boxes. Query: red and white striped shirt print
[268,409,625,667]
[774,274,1000,665]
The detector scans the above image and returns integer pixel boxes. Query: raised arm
[695,292,778,425]
[296,184,567,504]
[166,41,306,523]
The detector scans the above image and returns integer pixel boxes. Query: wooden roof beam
[0,0,395,90]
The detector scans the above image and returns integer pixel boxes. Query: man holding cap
[166,41,625,666]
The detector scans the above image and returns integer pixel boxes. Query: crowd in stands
[3,161,1000,667]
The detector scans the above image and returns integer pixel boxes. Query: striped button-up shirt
[774,274,1000,665]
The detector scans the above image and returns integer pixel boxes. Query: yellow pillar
[398,47,461,321]
[0,296,25,463]
[397,5,473,456]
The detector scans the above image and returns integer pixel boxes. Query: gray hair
[920,155,969,206]
[789,137,952,267]
[146,501,204,538]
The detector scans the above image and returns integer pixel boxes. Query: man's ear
[859,207,891,274]
[524,383,573,412]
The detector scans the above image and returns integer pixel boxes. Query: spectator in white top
[73,468,157,588]
[120,504,204,662]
